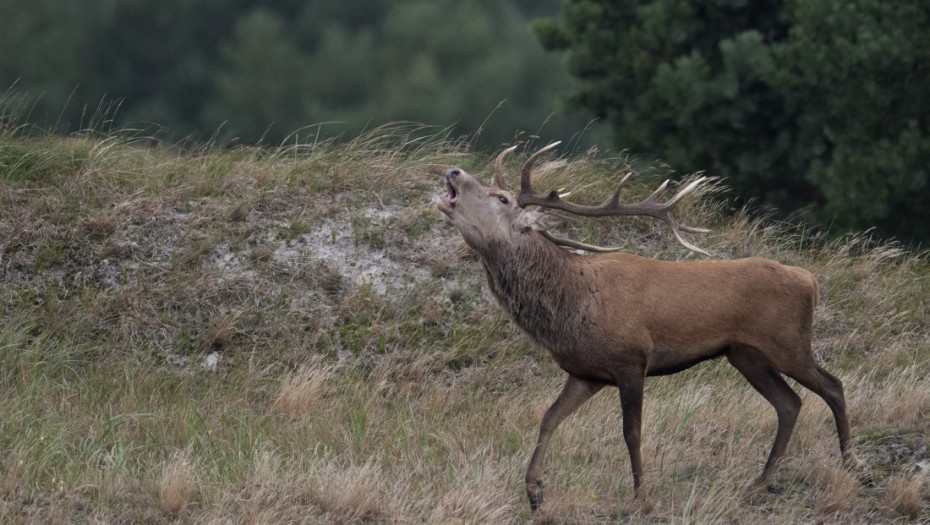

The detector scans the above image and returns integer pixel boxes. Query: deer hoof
[857,469,875,487]
[527,480,545,512]
[847,461,875,487]
[846,456,873,486]
[747,478,778,497]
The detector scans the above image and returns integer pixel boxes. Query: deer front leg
[526,375,604,511]
[616,370,646,493]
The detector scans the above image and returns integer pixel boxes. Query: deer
[437,143,864,511]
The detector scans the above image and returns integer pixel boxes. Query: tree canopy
[0,0,596,148]
[535,0,930,242]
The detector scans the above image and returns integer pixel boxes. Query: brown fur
[438,164,862,511]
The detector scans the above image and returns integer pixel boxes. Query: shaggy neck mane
[479,232,584,342]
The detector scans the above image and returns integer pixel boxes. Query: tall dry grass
[0,123,927,522]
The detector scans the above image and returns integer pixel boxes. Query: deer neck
[479,232,587,343]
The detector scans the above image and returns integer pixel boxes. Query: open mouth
[439,175,459,210]
[443,180,459,203]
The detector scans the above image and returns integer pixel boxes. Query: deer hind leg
[783,363,866,475]
[526,375,604,511]
[726,346,802,488]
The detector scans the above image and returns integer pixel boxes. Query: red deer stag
[437,143,863,511]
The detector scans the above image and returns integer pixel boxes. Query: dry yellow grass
[157,450,198,517]
[884,471,928,519]
[269,360,334,417]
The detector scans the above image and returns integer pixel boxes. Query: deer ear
[517,210,564,232]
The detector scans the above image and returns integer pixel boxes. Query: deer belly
[533,332,620,384]
[538,347,613,383]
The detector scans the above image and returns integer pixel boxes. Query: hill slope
[1,126,928,522]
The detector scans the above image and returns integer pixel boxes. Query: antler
[493,145,519,190]
[511,143,712,256]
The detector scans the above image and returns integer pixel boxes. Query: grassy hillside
[1,125,928,523]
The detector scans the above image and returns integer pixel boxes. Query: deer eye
[497,195,509,205]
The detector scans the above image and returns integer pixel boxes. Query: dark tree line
[535,0,930,242]
[0,0,595,147]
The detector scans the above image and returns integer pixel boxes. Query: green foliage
[0,0,589,148]
[536,0,930,242]
[206,8,320,138]
[0,137,89,183]
[770,1,930,240]
[203,0,587,146]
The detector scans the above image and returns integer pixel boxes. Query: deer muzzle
[439,169,460,210]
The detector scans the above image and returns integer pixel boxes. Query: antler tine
[605,171,635,207]
[680,224,712,234]
[663,177,707,208]
[644,179,670,203]
[669,224,711,257]
[540,230,622,253]
[519,141,561,193]
[493,145,519,190]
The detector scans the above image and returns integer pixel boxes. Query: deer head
[438,142,712,256]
